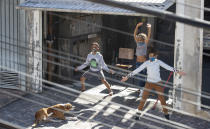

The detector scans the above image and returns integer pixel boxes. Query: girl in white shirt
[121,49,186,120]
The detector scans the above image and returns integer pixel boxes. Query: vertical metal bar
[5,0,7,68]
[17,0,21,89]
[15,0,18,87]
[9,0,11,69]
[12,0,15,70]
[13,0,19,70]
[4,0,7,69]
[25,1,27,91]
[2,0,4,69]
[6,0,10,69]
[0,0,2,71]
[0,0,2,87]
[17,0,20,88]
[25,0,27,90]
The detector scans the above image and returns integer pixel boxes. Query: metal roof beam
[87,0,210,29]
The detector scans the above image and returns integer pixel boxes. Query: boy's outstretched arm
[158,60,177,72]
[121,62,147,82]
[158,60,186,75]
[75,55,90,71]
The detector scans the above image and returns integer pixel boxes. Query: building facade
[0,0,28,91]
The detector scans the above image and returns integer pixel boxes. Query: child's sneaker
[164,114,170,120]
[80,88,85,92]
[109,91,113,96]
[134,110,141,120]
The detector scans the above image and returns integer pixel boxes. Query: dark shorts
[82,70,105,80]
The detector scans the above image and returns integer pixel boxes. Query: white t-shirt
[128,59,176,83]
[77,52,110,72]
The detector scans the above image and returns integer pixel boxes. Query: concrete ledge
[0,89,26,108]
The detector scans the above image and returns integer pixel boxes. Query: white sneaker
[134,110,141,120]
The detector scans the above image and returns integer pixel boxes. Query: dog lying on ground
[32,103,73,127]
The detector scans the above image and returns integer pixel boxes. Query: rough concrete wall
[174,0,203,113]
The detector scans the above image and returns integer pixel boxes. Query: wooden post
[26,10,42,93]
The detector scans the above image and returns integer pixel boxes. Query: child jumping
[121,48,186,120]
[75,42,114,96]
[134,22,151,97]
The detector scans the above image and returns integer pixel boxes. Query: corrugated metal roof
[17,0,174,16]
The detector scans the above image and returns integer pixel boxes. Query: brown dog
[32,103,73,127]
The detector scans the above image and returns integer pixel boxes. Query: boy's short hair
[148,47,158,56]
[91,42,100,48]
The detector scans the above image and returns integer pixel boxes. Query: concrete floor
[0,78,210,129]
